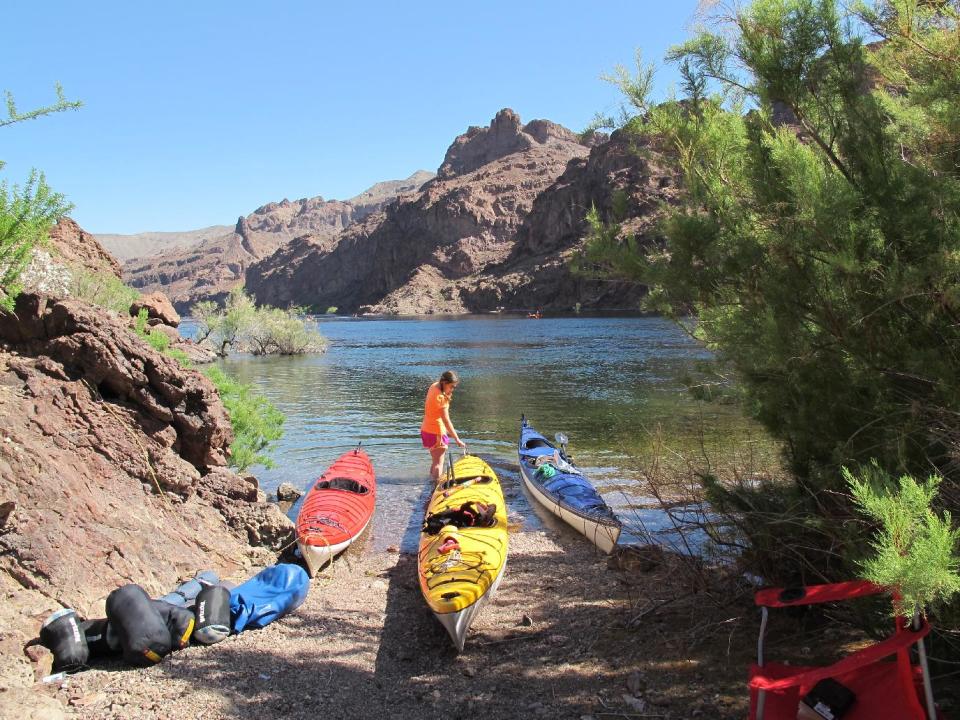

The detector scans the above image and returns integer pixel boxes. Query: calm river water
[212,315,776,553]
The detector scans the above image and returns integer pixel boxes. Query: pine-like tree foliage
[846,464,960,617]
[594,0,960,493]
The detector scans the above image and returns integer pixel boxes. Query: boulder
[46,217,122,278]
[130,292,180,327]
[150,323,181,343]
[276,483,302,502]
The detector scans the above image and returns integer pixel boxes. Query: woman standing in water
[421,370,466,481]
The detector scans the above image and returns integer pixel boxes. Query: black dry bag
[80,618,119,660]
[105,584,171,667]
[152,600,195,650]
[193,584,231,645]
[39,608,89,673]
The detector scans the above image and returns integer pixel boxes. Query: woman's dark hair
[439,370,459,391]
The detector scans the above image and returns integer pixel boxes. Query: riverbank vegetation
[585,0,960,652]
[193,287,326,357]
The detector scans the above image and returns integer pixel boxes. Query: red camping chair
[749,580,943,720]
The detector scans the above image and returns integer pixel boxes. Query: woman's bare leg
[429,446,447,482]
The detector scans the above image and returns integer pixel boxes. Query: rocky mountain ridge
[246,109,591,312]
[118,171,434,312]
[247,109,679,314]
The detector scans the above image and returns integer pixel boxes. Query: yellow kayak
[418,454,508,651]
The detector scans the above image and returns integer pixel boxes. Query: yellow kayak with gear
[418,454,508,651]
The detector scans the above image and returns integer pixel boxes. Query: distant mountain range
[247,109,679,315]
[100,171,434,311]
[91,109,680,315]
[96,226,235,262]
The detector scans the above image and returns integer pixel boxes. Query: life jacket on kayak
[422,501,497,535]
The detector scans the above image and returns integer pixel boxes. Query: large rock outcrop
[246,111,681,314]
[19,217,123,298]
[120,172,433,313]
[46,218,123,278]
[454,127,682,311]
[437,108,581,179]
[0,293,293,693]
[246,109,593,313]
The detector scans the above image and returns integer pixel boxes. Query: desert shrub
[246,306,324,355]
[202,366,284,472]
[69,266,139,315]
[191,288,325,356]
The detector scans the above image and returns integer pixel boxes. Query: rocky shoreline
[0,292,294,715]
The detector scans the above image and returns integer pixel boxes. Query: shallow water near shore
[206,314,777,553]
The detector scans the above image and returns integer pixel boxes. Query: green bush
[0,84,80,311]
[202,366,284,472]
[590,0,960,493]
[70,267,140,315]
[191,288,325,356]
[246,306,324,355]
[846,464,960,618]
[0,171,71,311]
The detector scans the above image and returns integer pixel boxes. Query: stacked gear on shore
[106,584,180,666]
[37,564,310,672]
[193,584,232,645]
[39,609,89,673]
[159,570,220,607]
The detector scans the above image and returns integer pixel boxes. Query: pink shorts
[421,431,450,449]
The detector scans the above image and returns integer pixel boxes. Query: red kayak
[295,447,376,576]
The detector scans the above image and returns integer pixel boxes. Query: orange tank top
[420,382,449,435]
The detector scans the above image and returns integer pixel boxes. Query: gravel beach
[27,527,758,720]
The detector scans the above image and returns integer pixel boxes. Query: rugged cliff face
[246,112,680,314]
[246,109,597,313]
[120,172,433,312]
[0,293,292,692]
[455,127,682,312]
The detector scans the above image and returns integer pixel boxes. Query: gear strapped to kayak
[518,416,622,554]
[418,454,509,652]
[422,501,497,535]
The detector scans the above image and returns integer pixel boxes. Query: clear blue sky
[3,1,700,234]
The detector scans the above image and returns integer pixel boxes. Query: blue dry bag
[229,563,309,633]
